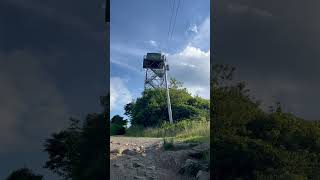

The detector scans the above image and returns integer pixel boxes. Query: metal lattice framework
[143,53,173,123]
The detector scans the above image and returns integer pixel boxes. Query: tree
[44,95,108,180]
[212,64,320,179]
[110,115,127,135]
[111,115,127,126]
[6,168,43,180]
[125,81,209,127]
[169,77,183,89]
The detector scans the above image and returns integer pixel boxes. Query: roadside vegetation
[6,95,109,180]
[212,64,320,179]
[6,168,43,180]
[125,118,209,143]
[110,78,210,144]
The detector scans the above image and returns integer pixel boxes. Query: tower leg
[165,64,173,124]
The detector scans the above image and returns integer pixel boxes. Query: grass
[125,118,210,143]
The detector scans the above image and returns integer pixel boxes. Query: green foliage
[163,138,175,150]
[126,118,209,143]
[44,95,108,180]
[125,79,209,127]
[212,64,320,180]
[110,123,125,135]
[6,168,43,180]
[110,115,127,135]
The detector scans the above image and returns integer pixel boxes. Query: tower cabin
[143,53,165,69]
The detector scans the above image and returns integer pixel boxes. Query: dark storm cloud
[214,0,320,120]
[0,50,69,152]
[0,1,107,179]
[0,0,107,52]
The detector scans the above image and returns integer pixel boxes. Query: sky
[0,0,107,179]
[2,0,320,179]
[110,0,210,119]
[214,0,320,120]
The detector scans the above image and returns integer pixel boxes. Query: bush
[110,123,125,135]
[110,115,127,135]
[124,83,209,127]
[6,168,43,180]
[211,64,320,179]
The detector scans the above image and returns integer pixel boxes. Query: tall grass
[125,118,210,142]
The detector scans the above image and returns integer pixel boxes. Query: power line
[170,0,181,40]
[167,0,176,39]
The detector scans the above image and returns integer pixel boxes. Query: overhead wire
[167,0,176,39]
[162,0,176,53]
[170,0,181,40]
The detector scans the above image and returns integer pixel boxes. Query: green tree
[110,115,127,135]
[44,95,108,180]
[125,80,209,127]
[6,168,43,180]
[169,77,184,89]
[212,64,320,179]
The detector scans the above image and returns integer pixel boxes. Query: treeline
[124,78,209,127]
[110,78,210,135]
[212,64,320,179]
[6,96,109,180]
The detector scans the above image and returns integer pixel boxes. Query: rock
[196,170,210,180]
[122,149,138,156]
[124,163,133,169]
[188,143,199,147]
[192,143,209,152]
[141,153,147,157]
[188,150,204,159]
[178,159,208,176]
[125,143,129,146]
[133,162,145,168]
[113,163,121,168]
[146,166,155,171]
[129,156,139,161]
[174,143,190,150]
[137,169,147,176]
[135,147,141,152]
[110,148,122,154]
[133,176,146,180]
[147,175,157,180]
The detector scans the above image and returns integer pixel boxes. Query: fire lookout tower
[143,53,173,123]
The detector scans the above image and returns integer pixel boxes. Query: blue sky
[110,0,210,119]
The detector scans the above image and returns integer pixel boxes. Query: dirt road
[110,136,201,180]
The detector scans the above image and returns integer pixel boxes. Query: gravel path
[110,136,196,180]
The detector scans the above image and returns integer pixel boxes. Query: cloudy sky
[0,0,107,179]
[110,0,210,118]
[215,0,320,120]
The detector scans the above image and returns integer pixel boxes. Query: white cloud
[190,16,210,51]
[111,58,143,74]
[148,40,158,47]
[188,24,198,33]
[111,43,146,57]
[167,45,210,99]
[110,77,133,112]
